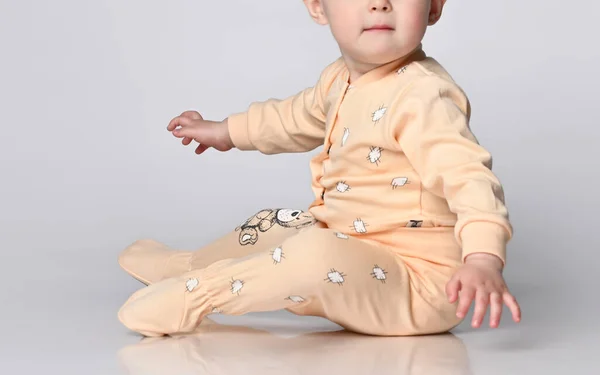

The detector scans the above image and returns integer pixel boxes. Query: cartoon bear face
[275,209,315,229]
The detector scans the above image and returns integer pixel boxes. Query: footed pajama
[118,209,463,337]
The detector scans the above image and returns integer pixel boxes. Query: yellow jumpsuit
[117,46,513,337]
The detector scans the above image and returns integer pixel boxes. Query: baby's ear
[428,0,446,25]
[303,0,328,26]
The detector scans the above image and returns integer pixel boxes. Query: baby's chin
[350,43,416,66]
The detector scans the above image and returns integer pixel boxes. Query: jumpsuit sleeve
[226,58,344,154]
[389,75,513,265]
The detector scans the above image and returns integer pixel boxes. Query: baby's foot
[118,239,192,285]
[118,270,211,336]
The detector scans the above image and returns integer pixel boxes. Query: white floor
[2,248,598,375]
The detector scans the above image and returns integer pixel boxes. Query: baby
[118,0,521,337]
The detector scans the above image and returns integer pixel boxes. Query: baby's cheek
[397,4,429,42]
[327,7,362,42]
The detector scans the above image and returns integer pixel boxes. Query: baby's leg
[118,208,317,285]
[117,225,462,337]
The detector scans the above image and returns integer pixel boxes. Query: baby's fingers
[471,288,489,328]
[503,291,521,323]
[180,110,203,120]
[489,292,502,328]
[456,286,475,319]
[167,115,193,132]
[195,144,209,155]
[171,121,204,140]
[445,276,461,303]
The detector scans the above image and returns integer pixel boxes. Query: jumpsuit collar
[342,44,426,89]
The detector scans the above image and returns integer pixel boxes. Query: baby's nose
[369,0,392,12]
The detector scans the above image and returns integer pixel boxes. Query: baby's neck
[344,44,425,84]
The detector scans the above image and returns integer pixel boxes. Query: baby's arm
[226,58,344,155]
[389,75,512,266]
[389,75,521,328]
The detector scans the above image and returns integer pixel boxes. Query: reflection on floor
[117,316,472,375]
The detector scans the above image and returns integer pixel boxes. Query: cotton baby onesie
[117,46,513,337]
[228,46,512,264]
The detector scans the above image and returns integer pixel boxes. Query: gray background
[1,0,598,374]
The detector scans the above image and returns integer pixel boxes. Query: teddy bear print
[235,208,316,246]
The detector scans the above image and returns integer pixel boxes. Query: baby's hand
[167,110,234,154]
[446,253,521,328]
